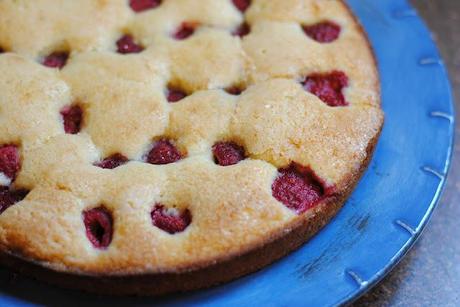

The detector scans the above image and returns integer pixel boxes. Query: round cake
[0,0,383,295]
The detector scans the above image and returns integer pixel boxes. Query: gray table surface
[354,0,460,306]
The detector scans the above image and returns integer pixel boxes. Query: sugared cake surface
[0,0,382,293]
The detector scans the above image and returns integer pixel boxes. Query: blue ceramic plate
[0,0,454,306]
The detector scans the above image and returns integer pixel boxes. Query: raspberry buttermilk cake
[0,0,383,295]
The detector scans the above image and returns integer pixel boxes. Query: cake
[0,0,383,295]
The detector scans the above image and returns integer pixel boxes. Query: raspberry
[42,52,69,69]
[212,142,245,166]
[173,22,197,40]
[129,0,161,12]
[95,154,129,169]
[302,21,341,43]
[61,105,83,134]
[232,0,251,13]
[225,86,245,96]
[272,164,325,214]
[0,145,20,180]
[151,204,191,234]
[83,207,113,249]
[302,71,349,107]
[232,23,250,37]
[116,35,144,54]
[0,186,28,215]
[146,140,182,165]
[167,87,187,103]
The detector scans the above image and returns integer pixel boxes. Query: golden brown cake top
[0,0,382,275]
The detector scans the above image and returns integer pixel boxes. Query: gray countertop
[354,0,460,306]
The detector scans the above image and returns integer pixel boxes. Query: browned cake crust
[0,0,383,296]
[0,127,380,296]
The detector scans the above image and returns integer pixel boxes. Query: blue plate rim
[341,0,456,304]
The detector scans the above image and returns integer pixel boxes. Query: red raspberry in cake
[0,47,4,53]
[0,145,20,180]
[225,86,245,96]
[302,21,341,43]
[129,0,161,12]
[272,164,325,214]
[95,154,129,169]
[83,207,113,249]
[302,71,349,107]
[0,187,28,215]
[116,35,144,54]
[60,105,83,134]
[232,0,251,13]
[233,23,250,37]
[42,52,69,69]
[147,140,182,165]
[167,87,187,103]
[173,22,198,40]
[212,142,246,166]
[151,204,191,234]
